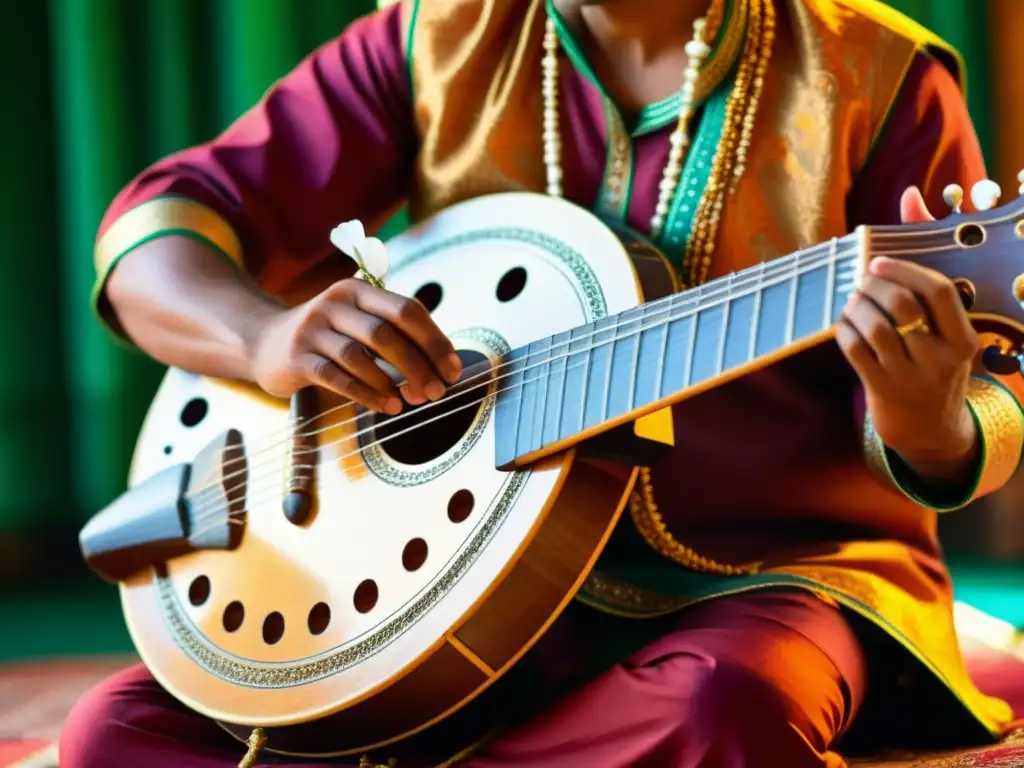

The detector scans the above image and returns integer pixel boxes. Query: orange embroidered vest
[405,0,962,280]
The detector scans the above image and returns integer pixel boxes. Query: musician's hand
[251,280,462,414]
[836,186,980,485]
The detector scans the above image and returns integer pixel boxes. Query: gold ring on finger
[895,317,930,338]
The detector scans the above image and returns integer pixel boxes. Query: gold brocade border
[94,195,244,281]
[965,376,1024,498]
[699,0,749,104]
[578,563,1013,738]
[629,467,761,575]
[863,376,1024,512]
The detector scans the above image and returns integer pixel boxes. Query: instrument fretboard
[493,235,859,468]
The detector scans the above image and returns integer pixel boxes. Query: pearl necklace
[543,2,779,580]
[542,0,776,288]
[542,15,712,238]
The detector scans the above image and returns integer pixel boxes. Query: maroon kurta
[68,2,1016,767]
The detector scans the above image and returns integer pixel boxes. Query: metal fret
[783,268,798,345]
[599,321,618,423]
[577,345,593,432]
[626,308,644,411]
[748,261,766,361]
[682,287,701,387]
[507,351,527,457]
[653,309,670,400]
[714,275,733,374]
[824,237,837,327]
[532,337,552,449]
[550,333,568,442]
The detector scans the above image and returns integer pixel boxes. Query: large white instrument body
[118,193,645,730]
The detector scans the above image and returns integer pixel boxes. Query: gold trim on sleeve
[94,196,244,281]
[965,376,1024,499]
[863,376,1024,512]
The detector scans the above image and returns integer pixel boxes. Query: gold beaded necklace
[543,0,776,576]
[543,0,775,288]
[683,0,776,289]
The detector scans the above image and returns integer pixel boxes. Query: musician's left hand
[836,185,980,486]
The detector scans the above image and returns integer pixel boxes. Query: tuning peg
[982,345,1023,376]
[970,179,1001,211]
[943,184,964,214]
[1018,168,1024,196]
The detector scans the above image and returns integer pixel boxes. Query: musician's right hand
[251,279,462,414]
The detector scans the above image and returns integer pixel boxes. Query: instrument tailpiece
[79,429,247,582]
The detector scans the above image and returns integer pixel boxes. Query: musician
[62,0,1024,765]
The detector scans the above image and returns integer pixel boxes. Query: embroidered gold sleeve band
[863,376,1024,512]
[94,195,244,280]
[92,196,245,339]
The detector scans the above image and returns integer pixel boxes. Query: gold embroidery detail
[863,377,1024,511]
[94,196,244,280]
[681,0,776,288]
[630,467,761,575]
[966,377,1024,499]
[580,569,698,616]
[698,0,750,101]
[596,106,632,220]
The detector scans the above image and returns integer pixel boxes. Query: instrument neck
[494,231,861,468]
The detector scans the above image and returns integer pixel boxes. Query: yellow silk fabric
[405,0,1014,739]
[406,0,960,230]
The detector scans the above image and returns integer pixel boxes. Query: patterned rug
[852,728,1024,768]
[1,642,1022,767]
[0,656,131,767]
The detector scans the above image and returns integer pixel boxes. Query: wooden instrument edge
[118,225,672,756]
[213,457,639,756]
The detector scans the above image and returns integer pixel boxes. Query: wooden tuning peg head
[970,179,1001,212]
[942,184,964,214]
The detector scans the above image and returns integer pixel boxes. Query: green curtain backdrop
[0,0,375,536]
[0,0,1006,535]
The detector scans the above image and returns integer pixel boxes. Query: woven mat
[1,650,1022,767]
[852,728,1024,767]
[0,656,133,768]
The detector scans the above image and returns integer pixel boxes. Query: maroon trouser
[60,589,865,768]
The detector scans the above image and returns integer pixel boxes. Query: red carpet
[0,657,132,768]
[0,645,1022,767]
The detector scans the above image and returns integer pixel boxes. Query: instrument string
[185,209,1024,502]
[185,238,859,513]
[186,244,866,525]
[186,207,1018,530]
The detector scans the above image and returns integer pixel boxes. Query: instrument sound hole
[496,267,527,302]
[223,601,245,632]
[415,282,443,313]
[262,612,285,645]
[402,538,428,572]
[448,490,474,523]
[180,397,208,427]
[188,576,211,606]
[367,350,489,466]
[354,579,379,614]
[955,223,985,247]
[308,602,331,635]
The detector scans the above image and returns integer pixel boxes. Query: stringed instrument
[79,180,1024,758]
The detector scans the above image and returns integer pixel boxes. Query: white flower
[330,220,389,284]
